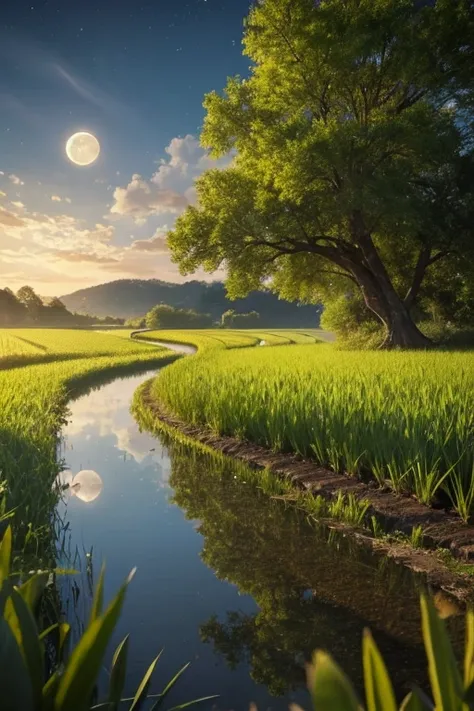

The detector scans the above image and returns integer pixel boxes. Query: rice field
[0,328,171,560]
[0,328,160,368]
[147,338,474,521]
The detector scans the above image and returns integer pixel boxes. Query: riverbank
[133,378,474,602]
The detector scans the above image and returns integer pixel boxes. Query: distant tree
[222,310,260,328]
[0,288,27,325]
[125,316,147,329]
[168,0,474,348]
[221,310,235,328]
[146,304,213,330]
[43,297,74,326]
[16,285,44,323]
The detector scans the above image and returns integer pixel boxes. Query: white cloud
[9,174,24,186]
[65,197,72,204]
[51,195,62,202]
[0,191,6,198]
[110,174,188,222]
[131,227,169,252]
[109,134,232,223]
[11,201,24,208]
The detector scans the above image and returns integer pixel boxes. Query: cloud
[9,174,24,186]
[65,197,72,204]
[51,195,61,202]
[130,227,169,252]
[0,209,25,227]
[48,249,119,264]
[109,134,232,223]
[0,191,7,198]
[110,174,188,222]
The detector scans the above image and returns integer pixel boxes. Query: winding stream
[56,355,464,710]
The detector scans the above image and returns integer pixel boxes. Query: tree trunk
[346,211,432,349]
[354,267,431,348]
[380,302,432,348]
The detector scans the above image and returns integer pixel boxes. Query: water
[56,367,464,710]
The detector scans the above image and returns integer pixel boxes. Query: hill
[61,279,321,327]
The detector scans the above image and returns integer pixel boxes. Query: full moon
[65,131,100,166]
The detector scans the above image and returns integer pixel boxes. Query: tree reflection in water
[166,439,464,700]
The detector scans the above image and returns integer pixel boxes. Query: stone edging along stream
[132,335,474,601]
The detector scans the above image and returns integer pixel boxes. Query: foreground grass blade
[307,651,359,710]
[166,696,220,711]
[150,661,190,710]
[465,609,474,688]
[400,689,433,710]
[108,634,130,711]
[363,629,397,711]
[0,525,12,585]
[129,651,163,711]
[420,594,463,711]
[0,616,34,711]
[55,570,134,711]
[89,564,106,624]
[6,587,44,706]
[18,572,48,614]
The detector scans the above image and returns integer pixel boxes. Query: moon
[70,469,103,503]
[65,131,100,166]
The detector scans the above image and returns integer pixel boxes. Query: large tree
[168,0,474,347]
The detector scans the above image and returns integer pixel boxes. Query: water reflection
[57,370,465,709]
[56,469,104,503]
[166,441,445,699]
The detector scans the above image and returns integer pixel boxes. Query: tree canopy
[168,0,474,347]
[145,303,213,329]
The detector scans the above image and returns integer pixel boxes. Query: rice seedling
[143,338,474,521]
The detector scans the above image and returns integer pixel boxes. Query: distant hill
[61,279,321,327]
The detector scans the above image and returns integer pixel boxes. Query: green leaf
[18,572,48,615]
[465,609,474,688]
[420,594,463,711]
[107,634,129,711]
[150,661,190,710]
[362,629,397,711]
[89,564,105,624]
[166,696,219,711]
[59,621,70,653]
[55,569,135,711]
[307,651,360,711]
[0,616,34,711]
[39,622,59,641]
[129,651,163,711]
[463,678,474,705]
[5,587,44,707]
[400,689,434,710]
[42,672,61,711]
[0,525,12,586]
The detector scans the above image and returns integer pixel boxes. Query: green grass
[0,329,174,561]
[143,337,474,521]
[0,328,160,368]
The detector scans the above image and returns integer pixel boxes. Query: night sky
[0,0,251,295]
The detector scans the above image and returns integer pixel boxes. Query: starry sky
[0,0,251,295]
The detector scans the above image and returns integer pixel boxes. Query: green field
[3,325,474,564]
[138,332,474,522]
